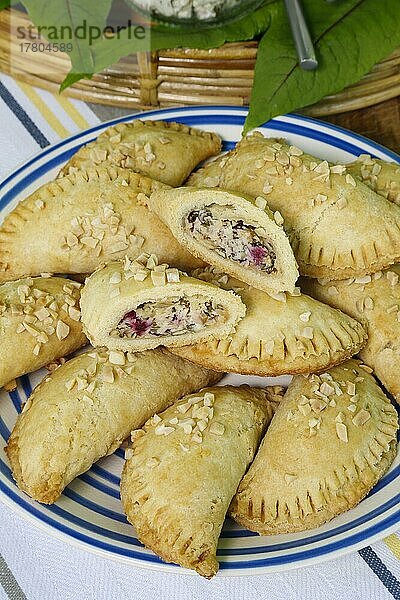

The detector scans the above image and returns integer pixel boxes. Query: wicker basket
[1,7,400,115]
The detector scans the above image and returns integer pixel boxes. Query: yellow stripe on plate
[384,534,400,560]
[56,94,91,130]
[17,82,70,139]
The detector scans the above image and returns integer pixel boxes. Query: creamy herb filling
[115,296,225,338]
[185,205,277,273]
[132,0,243,20]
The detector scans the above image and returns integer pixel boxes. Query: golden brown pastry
[230,360,398,534]
[81,257,245,352]
[149,187,299,294]
[170,266,367,376]
[0,276,86,388]
[6,347,221,504]
[121,385,282,578]
[0,166,202,283]
[347,154,400,205]
[60,120,221,186]
[188,135,400,279]
[302,266,400,403]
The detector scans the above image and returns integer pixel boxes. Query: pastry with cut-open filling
[80,257,246,352]
[0,276,86,388]
[302,265,400,404]
[0,166,202,283]
[59,119,222,186]
[149,187,298,294]
[188,135,400,280]
[170,267,367,376]
[121,385,282,578]
[6,347,221,504]
[230,360,399,534]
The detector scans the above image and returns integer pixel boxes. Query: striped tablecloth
[0,73,399,600]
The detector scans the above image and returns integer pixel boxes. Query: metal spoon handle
[284,0,318,71]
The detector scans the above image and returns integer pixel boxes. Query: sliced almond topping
[299,311,311,323]
[109,272,122,285]
[274,210,284,226]
[204,176,220,188]
[166,268,180,283]
[298,403,311,416]
[345,174,357,187]
[263,182,273,194]
[203,392,215,405]
[387,271,399,286]
[335,411,344,423]
[329,399,337,407]
[346,381,356,396]
[32,343,41,356]
[355,275,372,284]
[336,422,348,442]
[109,351,125,366]
[151,271,166,286]
[68,306,81,321]
[328,286,339,296]
[301,327,314,339]
[209,422,225,435]
[347,404,357,413]
[336,197,348,209]
[352,409,371,426]
[358,364,373,374]
[284,473,297,484]
[268,291,286,303]
[320,382,335,396]
[364,296,374,310]
[56,320,70,340]
[254,196,267,210]
[309,417,320,428]
[310,398,326,413]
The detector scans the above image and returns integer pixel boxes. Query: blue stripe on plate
[359,546,400,599]
[78,473,120,500]
[1,447,399,550]
[1,468,399,570]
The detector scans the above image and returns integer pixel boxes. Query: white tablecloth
[0,73,399,600]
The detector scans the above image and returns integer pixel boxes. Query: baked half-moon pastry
[121,385,281,578]
[302,266,400,403]
[0,166,203,283]
[0,276,86,388]
[6,347,221,504]
[188,135,400,279]
[170,267,367,376]
[230,360,399,534]
[81,258,245,352]
[149,187,299,294]
[347,154,400,205]
[59,120,222,186]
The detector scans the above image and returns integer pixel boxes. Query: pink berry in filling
[123,310,153,336]
[247,245,268,266]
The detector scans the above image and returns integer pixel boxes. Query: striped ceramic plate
[0,107,399,575]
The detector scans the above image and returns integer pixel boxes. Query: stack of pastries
[1,120,399,578]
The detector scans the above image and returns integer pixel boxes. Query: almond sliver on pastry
[230,360,398,535]
[121,385,282,578]
[188,135,400,280]
[149,187,299,294]
[302,266,400,403]
[80,257,246,352]
[6,347,222,504]
[0,166,202,283]
[0,276,86,388]
[170,267,367,376]
[346,154,400,206]
[59,120,222,186]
